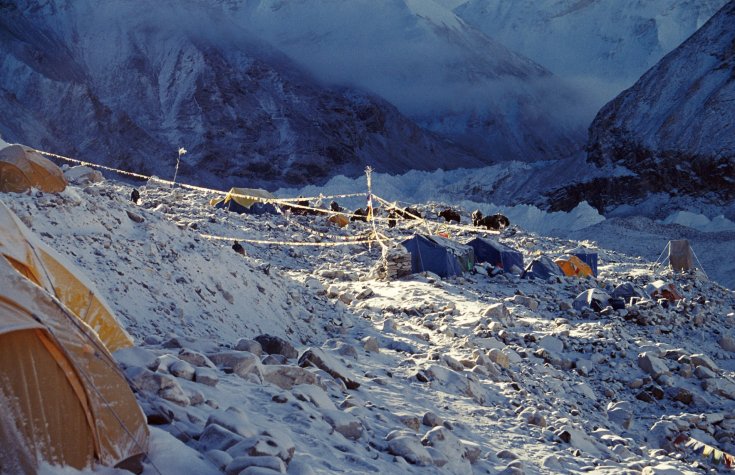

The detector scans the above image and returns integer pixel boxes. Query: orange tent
[0,145,67,193]
[0,256,148,473]
[328,214,350,228]
[555,255,594,278]
[0,200,133,351]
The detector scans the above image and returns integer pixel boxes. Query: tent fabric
[521,256,563,280]
[646,280,683,301]
[0,200,133,351]
[0,145,67,193]
[214,187,278,214]
[555,255,594,278]
[0,257,148,473]
[467,237,523,274]
[328,214,349,228]
[668,240,695,271]
[573,289,611,312]
[570,248,598,277]
[401,234,474,278]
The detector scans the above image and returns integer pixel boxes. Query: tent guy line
[29,145,507,237]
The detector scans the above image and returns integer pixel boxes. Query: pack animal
[350,208,368,222]
[438,208,460,223]
[472,210,510,230]
[395,207,422,220]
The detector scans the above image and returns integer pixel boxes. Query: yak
[472,210,510,230]
[438,208,460,223]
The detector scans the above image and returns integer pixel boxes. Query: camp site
[0,141,733,475]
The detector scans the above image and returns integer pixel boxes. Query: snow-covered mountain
[454,0,728,113]
[225,0,586,163]
[0,0,484,189]
[548,1,735,216]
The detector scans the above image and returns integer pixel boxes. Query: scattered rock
[261,365,318,390]
[387,434,433,466]
[225,456,286,475]
[235,339,263,356]
[209,352,263,382]
[719,335,735,353]
[298,348,360,389]
[637,352,670,378]
[178,349,216,368]
[362,336,380,353]
[195,367,220,387]
[255,335,299,359]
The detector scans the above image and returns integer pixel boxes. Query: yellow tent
[211,187,276,211]
[0,145,67,193]
[555,255,594,278]
[0,200,133,351]
[0,256,149,473]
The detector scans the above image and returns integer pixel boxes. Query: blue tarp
[467,237,523,273]
[401,234,474,278]
[521,256,563,280]
[215,199,278,215]
[571,248,598,277]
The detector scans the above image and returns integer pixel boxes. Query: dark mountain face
[0,1,482,190]
[546,1,735,214]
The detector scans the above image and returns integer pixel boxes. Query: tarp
[570,247,598,277]
[467,237,523,274]
[0,145,67,193]
[669,239,695,271]
[212,187,278,214]
[573,289,611,312]
[521,256,563,280]
[401,234,475,278]
[0,200,133,351]
[0,256,148,473]
[646,280,683,301]
[555,255,594,278]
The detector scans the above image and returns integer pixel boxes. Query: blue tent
[467,237,523,273]
[521,256,563,280]
[570,248,598,277]
[400,234,474,278]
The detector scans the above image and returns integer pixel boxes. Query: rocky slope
[4,169,735,474]
[547,1,735,215]
[0,0,482,190]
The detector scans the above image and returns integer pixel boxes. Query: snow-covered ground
[5,164,735,474]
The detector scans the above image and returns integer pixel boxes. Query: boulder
[322,409,364,440]
[482,303,511,323]
[387,434,433,466]
[719,335,735,353]
[199,424,244,452]
[225,456,286,475]
[169,360,196,380]
[195,367,219,387]
[209,352,263,381]
[690,353,718,372]
[227,435,295,464]
[538,335,564,354]
[255,334,298,359]
[179,348,216,368]
[262,365,318,390]
[637,353,670,378]
[235,339,263,356]
[298,348,360,389]
[362,336,380,353]
[206,407,257,439]
[421,426,475,470]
